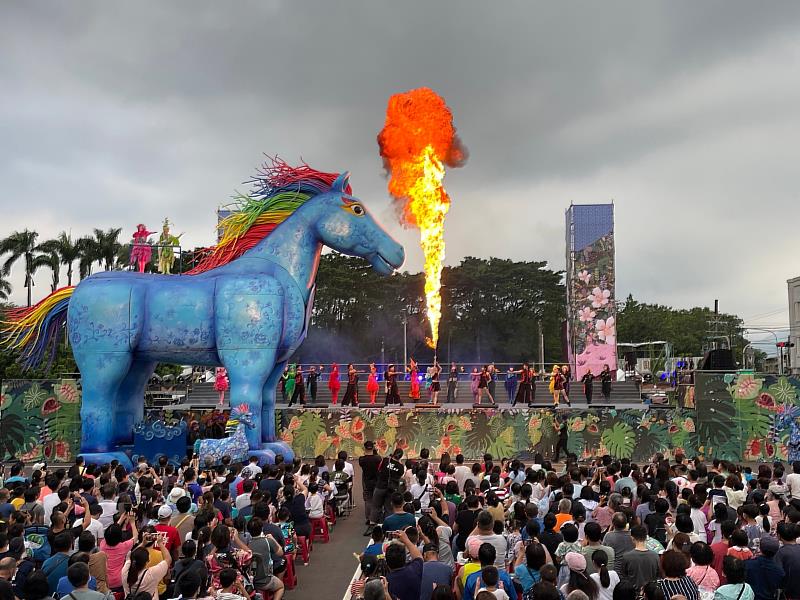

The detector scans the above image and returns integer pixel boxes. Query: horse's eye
[350,204,365,216]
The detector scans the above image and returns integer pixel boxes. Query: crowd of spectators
[0,450,359,600]
[351,447,800,600]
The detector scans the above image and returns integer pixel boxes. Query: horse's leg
[114,359,157,447]
[77,350,134,468]
[260,361,295,463]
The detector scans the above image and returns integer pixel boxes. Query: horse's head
[231,403,256,429]
[308,172,405,275]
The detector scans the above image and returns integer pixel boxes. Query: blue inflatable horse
[1,160,405,467]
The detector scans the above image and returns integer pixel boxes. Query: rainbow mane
[0,286,74,370]
[187,157,352,274]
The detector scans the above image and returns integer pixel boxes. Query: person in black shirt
[454,495,482,552]
[582,370,594,405]
[306,367,321,403]
[359,441,382,530]
[600,364,612,402]
[259,466,283,507]
[554,418,568,462]
[539,513,564,560]
[368,448,404,533]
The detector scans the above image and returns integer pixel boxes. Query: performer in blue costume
[1,158,405,467]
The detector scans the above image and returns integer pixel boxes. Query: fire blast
[378,87,466,350]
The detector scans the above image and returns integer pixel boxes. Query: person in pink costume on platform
[214,367,229,406]
[328,363,341,405]
[130,224,155,273]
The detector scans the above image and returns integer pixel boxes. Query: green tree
[0,229,40,307]
[31,247,60,293]
[37,232,82,287]
[79,227,123,277]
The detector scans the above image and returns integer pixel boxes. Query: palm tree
[0,230,39,307]
[78,227,123,278]
[0,273,11,301]
[37,232,82,286]
[32,248,60,293]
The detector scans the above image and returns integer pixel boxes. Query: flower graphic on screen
[578,270,591,284]
[578,307,596,323]
[595,317,616,346]
[588,287,611,308]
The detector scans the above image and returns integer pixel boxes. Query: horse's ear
[331,171,350,193]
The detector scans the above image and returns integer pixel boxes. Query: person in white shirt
[337,451,355,480]
[97,484,119,528]
[235,480,255,511]
[242,457,262,478]
[409,471,432,510]
[454,454,472,493]
[84,504,106,542]
[43,487,67,526]
[787,461,800,499]
[589,549,619,600]
[305,484,325,519]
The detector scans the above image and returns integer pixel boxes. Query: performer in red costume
[408,358,420,401]
[130,224,155,273]
[328,363,341,405]
[214,367,229,406]
[367,362,379,404]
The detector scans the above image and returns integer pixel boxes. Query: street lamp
[743,327,781,376]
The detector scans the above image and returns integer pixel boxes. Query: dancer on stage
[329,363,341,405]
[385,364,402,406]
[581,368,594,405]
[429,361,442,404]
[470,367,480,403]
[477,365,496,405]
[342,363,360,406]
[600,364,612,402]
[487,363,497,400]
[130,223,155,273]
[288,364,306,406]
[307,366,321,403]
[505,367,517,404]
[214,367,228,406]
[549,365,570,408]
[562,364,572,399]
[279,367,289,403]
[446,363,458,403]
[407,358,420,401]
[513,363,535,407]
[285,363,296,402]
[367,362,379,404]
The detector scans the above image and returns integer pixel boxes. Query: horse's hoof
[248,448,276,466]
[79,451,133,470]
[262,441,295,462]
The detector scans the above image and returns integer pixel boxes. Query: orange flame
[378,88,466,349]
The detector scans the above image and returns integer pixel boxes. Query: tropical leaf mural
[0,379,81,461]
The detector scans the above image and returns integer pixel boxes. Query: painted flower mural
[589,287,611,309]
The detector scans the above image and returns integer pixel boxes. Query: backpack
[24,525,51,562]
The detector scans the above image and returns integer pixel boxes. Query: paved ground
[290,465,367,599]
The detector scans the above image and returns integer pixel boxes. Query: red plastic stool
[310,516,330,543]
[296,535,311,564]
[284,554,297,589]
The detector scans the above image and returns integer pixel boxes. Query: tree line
[0,228,757,377]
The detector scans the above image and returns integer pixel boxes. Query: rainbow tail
[0,286,75,371]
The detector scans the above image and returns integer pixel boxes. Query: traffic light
[777,342,796,348]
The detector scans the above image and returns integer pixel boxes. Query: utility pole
[402,309,408,369]
[538,321,545,374]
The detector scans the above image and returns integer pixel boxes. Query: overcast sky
[2,1,798,348]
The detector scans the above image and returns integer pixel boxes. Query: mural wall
[566,204,616,380]
[0,379,81,462]
[2,372,800,464]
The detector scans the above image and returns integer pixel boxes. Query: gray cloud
[1,0,799,338]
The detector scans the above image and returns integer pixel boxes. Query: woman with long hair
[385,364,401,406]
[121,534,172,600]
[366,362,379,405]
[560,552,598,600]
[430,361,442,404]
[470,368,480,403]
[513,542,546,594]
[408,358,420,401]
[589,549,619,600]
[477,365,496,406]
[600,364,612,402]
[204,524,252,591]
[341,363,359,407]
[328,363,341,405]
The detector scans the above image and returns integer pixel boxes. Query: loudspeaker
[698,349,736,372]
